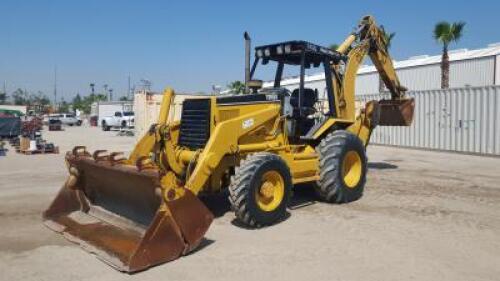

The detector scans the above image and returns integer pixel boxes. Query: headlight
[256,49,263,58]
[264,48,271,57]
[285,44,291,53]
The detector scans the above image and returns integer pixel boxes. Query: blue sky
[1,0,498,101]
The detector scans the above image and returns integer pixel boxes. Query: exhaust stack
[244,31,251,93]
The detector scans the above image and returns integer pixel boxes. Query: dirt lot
[1,126,499,281]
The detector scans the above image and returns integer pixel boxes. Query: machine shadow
[201,184,320,229]
[367,161,398,170]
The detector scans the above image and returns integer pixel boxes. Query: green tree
[58,99,70,113]
[12,88,28,105]
[0,92,6,104]
[29,91,50,106]
[379,29,396,93]
[76,93,107,114]
[119,96,130,101]
[227,80,246,94]
[72,94,83,111]
[434,21,466,89]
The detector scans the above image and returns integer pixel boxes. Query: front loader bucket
[43,148,213,272]
[378,98,415,126]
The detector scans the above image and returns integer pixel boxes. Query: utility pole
[127,75,131,100]
[53,66,57,109]
[109,88,113,101]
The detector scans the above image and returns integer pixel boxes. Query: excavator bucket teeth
[378,98,415,126]
[43,150,213,272]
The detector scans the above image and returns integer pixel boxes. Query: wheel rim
[255,171,285,212]
[342,150,362,188]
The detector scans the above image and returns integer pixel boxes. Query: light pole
[103,84,108,100]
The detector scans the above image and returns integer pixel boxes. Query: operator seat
[290,88,318,136]
[290,88,318,117]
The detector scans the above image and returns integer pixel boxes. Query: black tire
[315,130,367,203]
[228,153,292,227]
[121,120,127,128]
[101,121,109,131]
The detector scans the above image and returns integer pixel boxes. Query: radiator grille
[178,99,211,149]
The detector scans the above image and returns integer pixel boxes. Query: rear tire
[102,121,110,131]
[228,153,292,228]
[315,130,367,203]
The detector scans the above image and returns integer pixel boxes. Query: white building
[268,43,500,97]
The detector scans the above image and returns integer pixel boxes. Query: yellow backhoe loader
[44,15,414,272]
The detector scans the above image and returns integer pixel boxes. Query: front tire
[315,130,367,203]
[228,153,292,228]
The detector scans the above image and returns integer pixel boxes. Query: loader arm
[128,88,174,164]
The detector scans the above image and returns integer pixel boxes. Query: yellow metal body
[44,15,414,273]
[256,171,285,212]
[342,151,363,188]
[128,15,411,201]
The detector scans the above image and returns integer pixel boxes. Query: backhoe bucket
[378,98,415,126]
[43,148,213,272]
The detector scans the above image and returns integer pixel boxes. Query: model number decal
[242,118,254,129]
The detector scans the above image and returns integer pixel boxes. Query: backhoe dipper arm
[357,16,407,100]
[337,15,406,101]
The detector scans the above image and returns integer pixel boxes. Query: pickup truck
[101,111,134,131]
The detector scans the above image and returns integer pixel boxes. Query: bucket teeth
[92,150,109,162]
[109,152,126,165]
[72,146,90,157]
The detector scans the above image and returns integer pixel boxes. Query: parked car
[101,111,134,131]
[47,113,81,126]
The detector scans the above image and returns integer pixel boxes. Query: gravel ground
[0,125,499,281]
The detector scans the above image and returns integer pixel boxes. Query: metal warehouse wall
[278,56,496,96]
[357,57,496,95]
[357,86,500,155]
[450,57,495,87]
[355,73,379,95]
[496,55,500,85]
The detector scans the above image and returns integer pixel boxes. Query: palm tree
[378,29,396,93]
[227,80,246,94]
[329,44,339,51]
[434,21,466,89]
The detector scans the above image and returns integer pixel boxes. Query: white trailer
[90,101,133,127]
